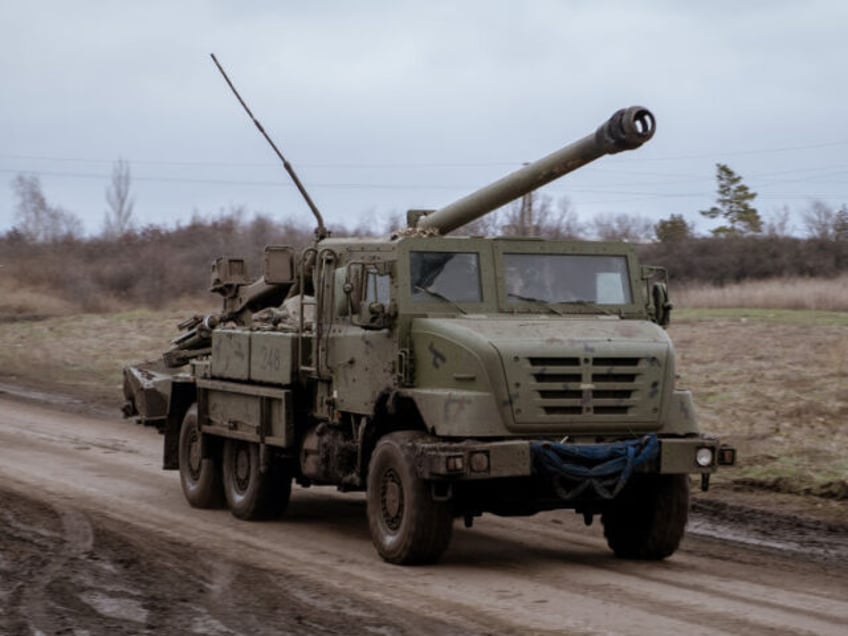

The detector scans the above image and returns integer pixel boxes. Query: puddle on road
[79,590,149,624]
[0,381,88,409]
[688,509,848,564]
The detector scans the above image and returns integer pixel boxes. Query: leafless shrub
[640,236,848,284]
[0,210,374,312]
[3,206,848,315]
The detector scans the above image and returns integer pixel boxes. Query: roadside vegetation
[676,276,848,312]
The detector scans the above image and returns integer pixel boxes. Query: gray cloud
[1,0,846,236]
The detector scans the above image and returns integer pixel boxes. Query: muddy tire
[602,474,689,560]
[366,431,453,565]
[178,404,224,509]
[222,439,291,520]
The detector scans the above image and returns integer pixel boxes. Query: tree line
[2,161,847,310]
[8,160,848,244]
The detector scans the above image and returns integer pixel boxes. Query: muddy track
[0,489,471,636]
[690,498,848,565]
[1,394,847,635]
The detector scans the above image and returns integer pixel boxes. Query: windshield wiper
[414,286,467,314]
[506,293,564,316]
[562,299,616,316]
[508,293,618,316]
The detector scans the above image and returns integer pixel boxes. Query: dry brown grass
[0,274,80,316]
[676,275,848,311]
[0,272,214,319]
[669,315,848,498]
[0,310,199,406]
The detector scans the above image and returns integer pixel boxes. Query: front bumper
[415,436,735,481]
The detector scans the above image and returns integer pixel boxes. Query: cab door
[328,262,397,414]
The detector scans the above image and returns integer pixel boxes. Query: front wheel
[178,404,224,508]
[366,431,453,565]
[602,474,689,560]
[222,439,291,520]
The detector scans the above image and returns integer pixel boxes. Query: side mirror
[263,246,295,285]
[652,282,672,327]
[210,257,250,294]
[345,264,364,315]
[351,267,394,329]
[367,301,385,320]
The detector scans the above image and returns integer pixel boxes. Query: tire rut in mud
[0,487,478,635]
[689,498,848,566]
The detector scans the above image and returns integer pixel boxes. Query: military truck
[123,101,734,565]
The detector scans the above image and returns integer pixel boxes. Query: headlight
[469,451,490,473]
[695,447,714,467]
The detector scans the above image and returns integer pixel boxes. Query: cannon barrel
[415,106,655,235]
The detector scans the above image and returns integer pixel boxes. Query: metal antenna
[210,53,329,240]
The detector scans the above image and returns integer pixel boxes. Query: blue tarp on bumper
[531,434,659,500]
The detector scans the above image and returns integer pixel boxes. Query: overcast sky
[2,1,846,238]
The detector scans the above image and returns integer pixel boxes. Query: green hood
[412,315,671,435]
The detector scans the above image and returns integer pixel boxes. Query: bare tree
[591,212,654,242]
[802,200,837,239]
[12,174,83,242]
[380,210,405,236]
[351,208,381,237]
[500,197,539,237]
[430,193,583,238]
[763,205,793,237]
[835,205,848,241]
[459,210,503,236]
[103,158,135,237]
[547,196,585,239]
[496,194,583,238]
[12,174,48,240]
[530,196,584,239]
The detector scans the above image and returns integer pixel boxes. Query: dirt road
[1,395,846,635]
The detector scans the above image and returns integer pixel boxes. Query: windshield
[410,251,482,303]
[503,253,632,305]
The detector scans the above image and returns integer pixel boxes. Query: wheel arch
[163,379,197,470]
[360,391,428,484]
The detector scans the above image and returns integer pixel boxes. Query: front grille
[527,356,648,417]
[528,356,580,367]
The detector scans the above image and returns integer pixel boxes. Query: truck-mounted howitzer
[122,56,734,566]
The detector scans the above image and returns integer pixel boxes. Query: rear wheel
[366,431,453,565]
[602,474,689,560]
[178,404,224,508]
[222,439,291,520]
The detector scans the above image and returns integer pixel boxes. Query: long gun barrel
[415,106,655,235]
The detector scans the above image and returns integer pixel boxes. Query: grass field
[669,312,848,498]
[0,282,845,500]
[676,274,848,312]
